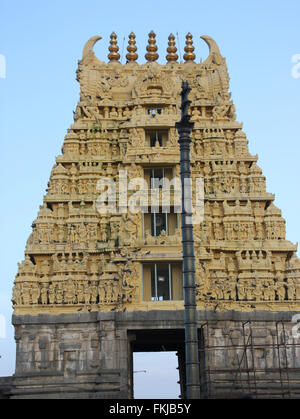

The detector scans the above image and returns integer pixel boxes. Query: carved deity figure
[90,284,98,304]
[64,280,76,304]
[40,286,48,305]
[212,93,231,121]
[237,280,246,301]
[287,278,296,300]
[120,213,140,246]
[12,284,22,306]
[22,284,31,305]
[98,282,106,304]
[84,285,91,305]
[48,284,56,305]
[30,284,40,305]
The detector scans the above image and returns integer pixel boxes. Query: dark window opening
[143,208,179,237]
[146,108,163,117]
[146,130,168,147]
[142,262,183,302]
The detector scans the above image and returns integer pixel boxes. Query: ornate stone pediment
[133,67,179,100]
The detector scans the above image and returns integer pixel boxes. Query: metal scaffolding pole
[176,80,201,399]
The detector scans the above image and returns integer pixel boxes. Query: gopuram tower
[1,32,300,399]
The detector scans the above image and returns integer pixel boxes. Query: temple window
[142,262,183,301]
[146,129,168,147]
[146,107,163,117]
[143,207,178,237]
[143,167,173,189]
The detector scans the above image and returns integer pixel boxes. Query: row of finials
[106,31,200,63]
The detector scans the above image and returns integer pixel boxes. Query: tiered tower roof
[12,33,300,315]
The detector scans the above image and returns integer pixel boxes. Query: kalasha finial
[108,32,120,62]
[145,31,159,62]
[166,33,178,63]
[183,33,196,63]
[126,32,138,63]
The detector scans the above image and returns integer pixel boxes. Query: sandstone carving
[12,32,300,316]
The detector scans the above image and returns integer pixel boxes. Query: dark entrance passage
[128,329,186,399]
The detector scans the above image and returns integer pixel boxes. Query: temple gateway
[1,32,299,399]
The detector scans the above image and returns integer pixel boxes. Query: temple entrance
[128,329,186,399]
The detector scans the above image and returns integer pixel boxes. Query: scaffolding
[199,321,300,399]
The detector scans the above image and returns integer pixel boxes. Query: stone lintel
[12,309,300,327]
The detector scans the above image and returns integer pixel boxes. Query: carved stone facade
[2,32,300,399]
[12,32,300,315]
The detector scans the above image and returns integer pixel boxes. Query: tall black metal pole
[175,81,201,399]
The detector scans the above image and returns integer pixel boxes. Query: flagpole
[175,80,201,399]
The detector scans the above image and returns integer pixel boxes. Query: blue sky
[0,0,300,397]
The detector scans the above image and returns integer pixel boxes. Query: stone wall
[0,310,299,399]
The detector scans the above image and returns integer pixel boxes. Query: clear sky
[0,0,300,398]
